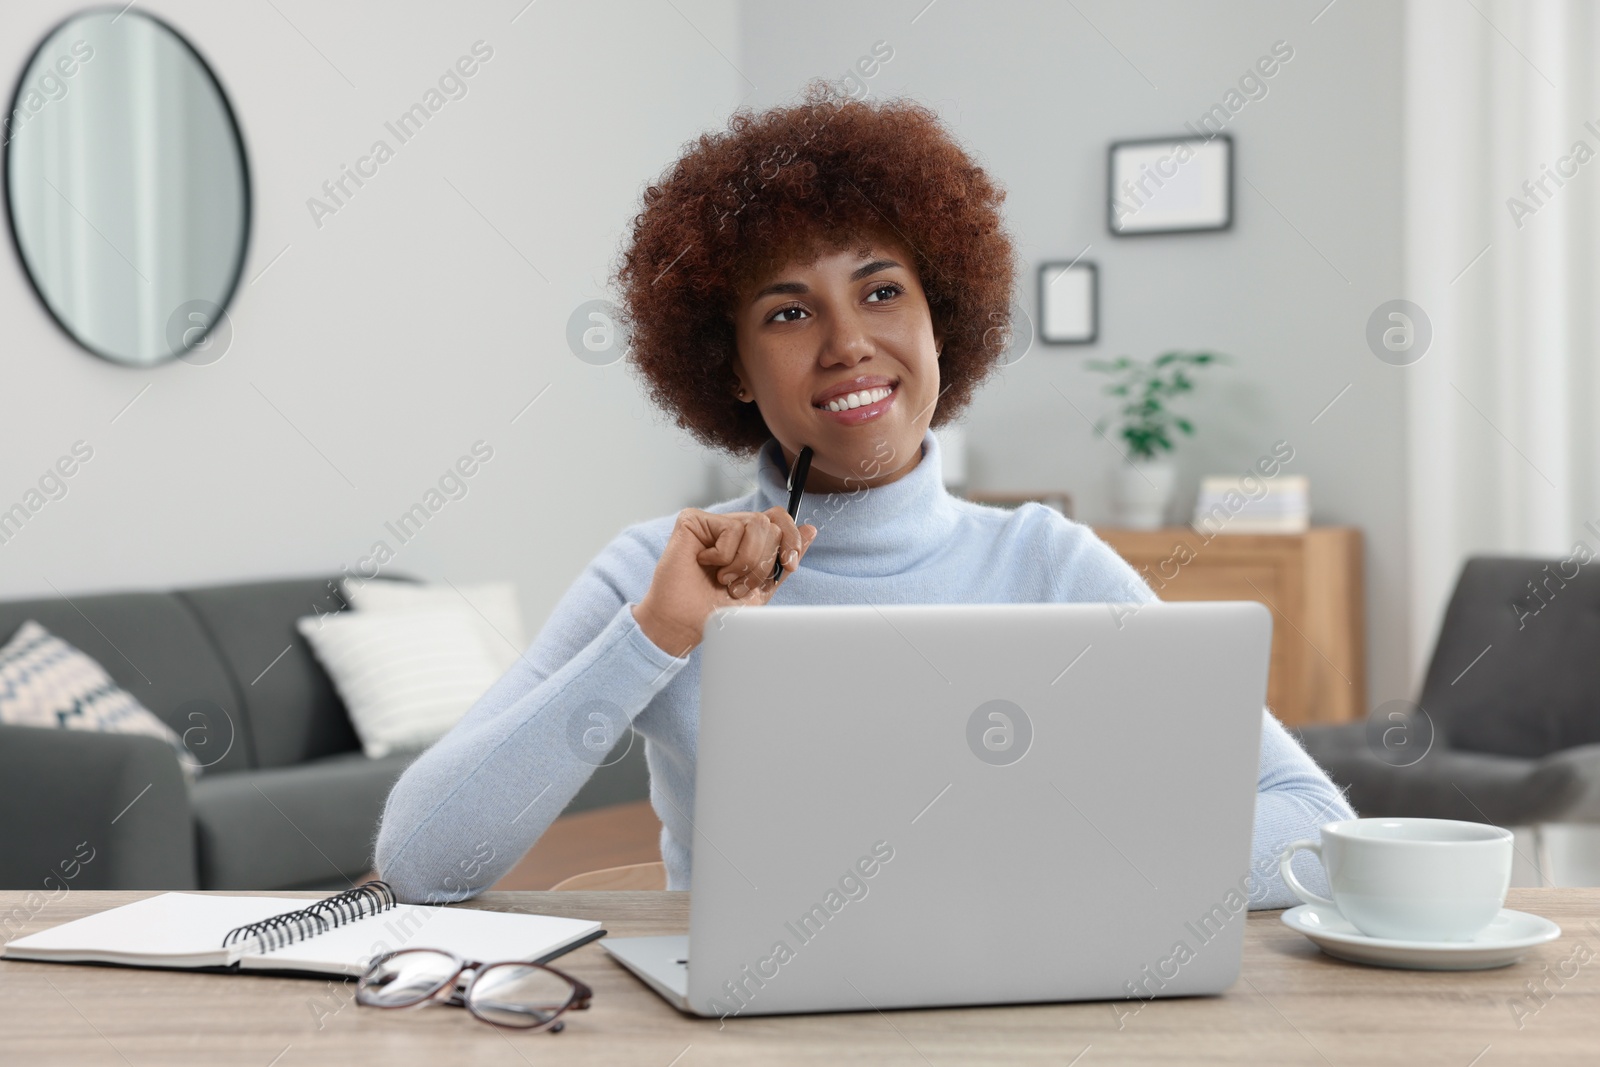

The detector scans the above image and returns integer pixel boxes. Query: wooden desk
[1094,525,1366,726]
[3,889,1596,1065]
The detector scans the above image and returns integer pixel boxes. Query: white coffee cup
[1278,817,1513,942]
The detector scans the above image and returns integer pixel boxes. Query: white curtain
[1403,0,1600,685]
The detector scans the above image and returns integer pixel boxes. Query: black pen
[770,445,813,582]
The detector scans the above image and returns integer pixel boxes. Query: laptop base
[601,935,691,1013]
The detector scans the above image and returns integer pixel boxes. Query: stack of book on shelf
[1191,475,1310,534]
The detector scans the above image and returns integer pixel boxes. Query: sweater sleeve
[371,525,689,904]
[1044,514,1355,909]
[1247,707,1356,908]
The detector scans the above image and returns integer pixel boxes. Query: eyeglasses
[355,948,593,1032]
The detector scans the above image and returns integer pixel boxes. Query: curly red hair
[612,79,1020,456]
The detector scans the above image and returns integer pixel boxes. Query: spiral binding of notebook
[220,879,396,954]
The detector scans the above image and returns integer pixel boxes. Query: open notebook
[0,880,604,978]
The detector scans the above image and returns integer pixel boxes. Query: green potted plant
[1085,350,1229,528]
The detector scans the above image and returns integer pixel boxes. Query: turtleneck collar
[751,428,965,578]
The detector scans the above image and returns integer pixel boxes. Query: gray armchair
[1294,555,1600,878]
[0,574,648,893]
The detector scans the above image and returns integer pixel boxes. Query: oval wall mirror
[4,8,250,367]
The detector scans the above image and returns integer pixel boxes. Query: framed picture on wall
[1038,261,1097,345]
[1108,134,1233,236]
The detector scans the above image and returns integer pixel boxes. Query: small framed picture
[1037,261,1097,345]
[1108,134,1233,236]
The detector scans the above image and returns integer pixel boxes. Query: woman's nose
[819,309,875,366]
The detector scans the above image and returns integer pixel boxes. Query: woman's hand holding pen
[632,507,818,657]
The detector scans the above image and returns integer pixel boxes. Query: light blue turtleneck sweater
[373,429,1354,908]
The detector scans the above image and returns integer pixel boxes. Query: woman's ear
[729,354,752,402]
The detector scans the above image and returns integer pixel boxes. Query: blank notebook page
[3,893,311,966]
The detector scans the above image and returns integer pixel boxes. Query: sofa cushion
[342,577,529,673]
[176,577,366,768]
[191,749,421,890]
[297,606,501,758]
[0,591,253,773]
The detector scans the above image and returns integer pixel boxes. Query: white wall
[0,0,738,636]
[739,0,1411,711]
[0,0,1412,714]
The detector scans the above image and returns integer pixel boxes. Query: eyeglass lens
[359,949,461,1006]
[466,963,576,1028]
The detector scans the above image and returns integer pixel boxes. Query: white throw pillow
[340,578,527,674]
[0,619,199,780]
[296,607,501,759]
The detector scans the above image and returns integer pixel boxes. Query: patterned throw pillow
[0,620,198,781]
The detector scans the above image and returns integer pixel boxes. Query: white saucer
[1281,904,1561,970]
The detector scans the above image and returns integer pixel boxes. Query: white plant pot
[1111,458,1176,529]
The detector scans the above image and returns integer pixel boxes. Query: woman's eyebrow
[751,258,904,301]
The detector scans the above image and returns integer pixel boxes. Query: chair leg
[1532,824,1556,887]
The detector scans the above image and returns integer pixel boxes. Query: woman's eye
[867,283,903,302]
[771,305,806,323]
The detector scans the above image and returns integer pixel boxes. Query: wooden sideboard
[1092,526,1365,727]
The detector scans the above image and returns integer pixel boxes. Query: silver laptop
[602,600,1271,1018]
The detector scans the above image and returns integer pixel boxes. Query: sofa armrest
[1532,743,1600,823]
[1293,723,1585,825]
[0,724,197,892]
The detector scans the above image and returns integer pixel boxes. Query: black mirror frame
[2,4,252,368]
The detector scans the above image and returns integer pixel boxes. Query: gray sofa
[0,574,647,892]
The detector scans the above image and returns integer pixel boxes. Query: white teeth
[821,385,893,412]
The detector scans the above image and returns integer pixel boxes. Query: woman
[373,81,1353,907]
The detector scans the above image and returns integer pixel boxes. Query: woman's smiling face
[729,229,943,494]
